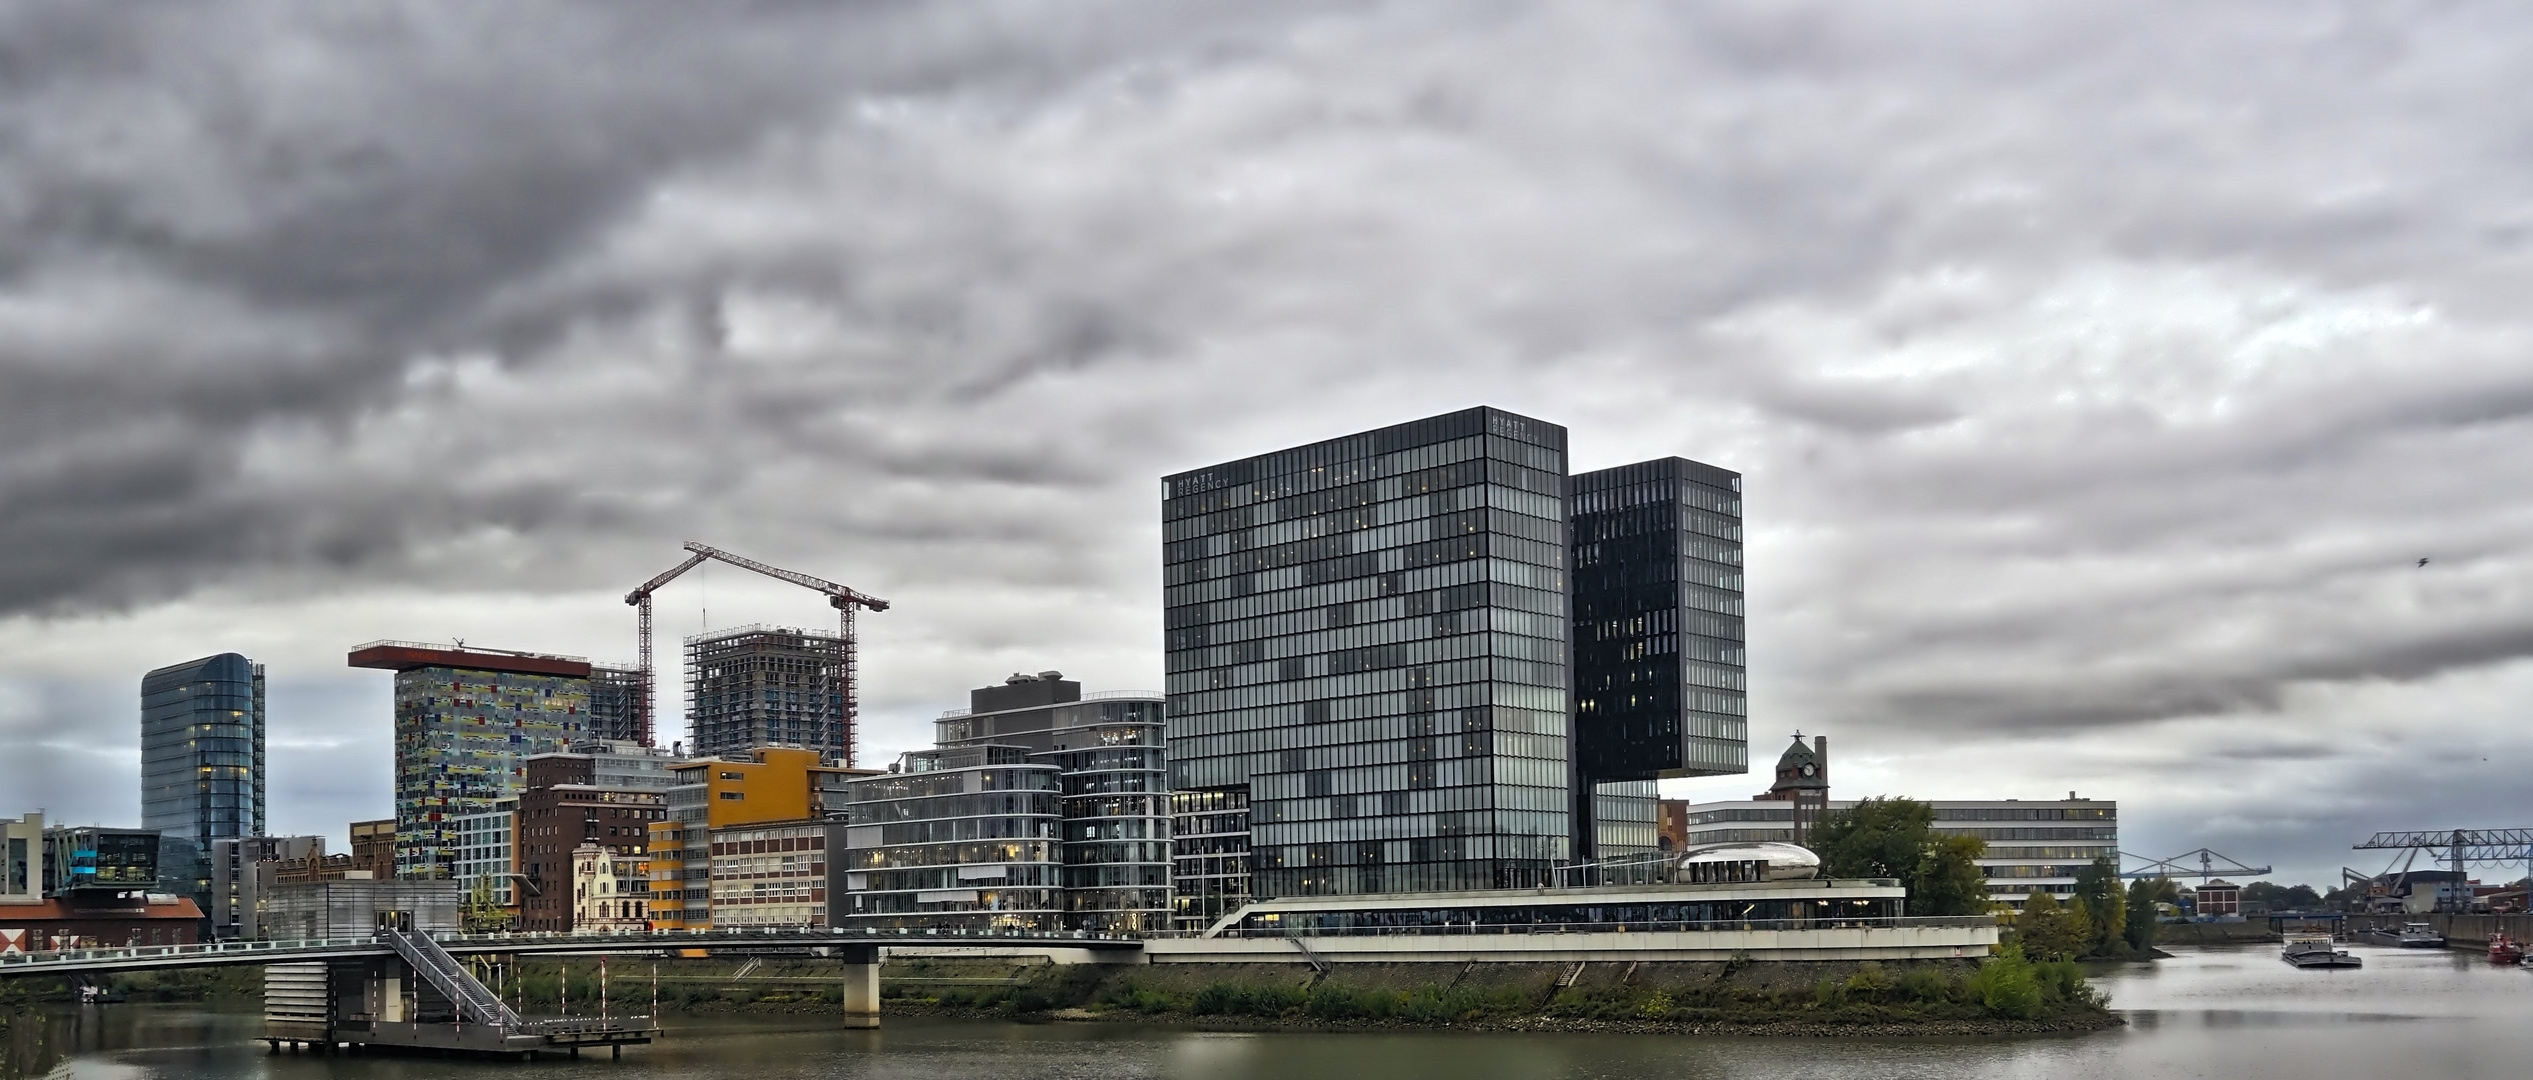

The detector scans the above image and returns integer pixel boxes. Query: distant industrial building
[1160,407,1751,905]
[1675,741,2118,907]
[140,652,266,908]
[833,673,1170,933]
[684,625,850,760]
[348,640,592,879]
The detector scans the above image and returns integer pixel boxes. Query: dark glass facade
[1163,407,1576,899]
[140,652,265,905]
[1570,458,1747,784]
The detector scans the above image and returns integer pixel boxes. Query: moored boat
[2284,935,2363,969]
[2361,922,2448,948]
[2491,933,2524,964]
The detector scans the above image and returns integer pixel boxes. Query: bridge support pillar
[839,944,880,1029]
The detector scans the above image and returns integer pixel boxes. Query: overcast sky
[2,1,2527,889]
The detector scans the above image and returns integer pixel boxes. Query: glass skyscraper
[1163,406,1576,899]
[140,653,266,904]
[1570,457,1748,784]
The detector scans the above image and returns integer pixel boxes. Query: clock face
[1800,764,1818,777]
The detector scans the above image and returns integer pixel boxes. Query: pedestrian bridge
[0,924,1142,978]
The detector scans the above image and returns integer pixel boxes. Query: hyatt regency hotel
[1162,407,1746,927]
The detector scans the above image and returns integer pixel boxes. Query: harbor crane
[625,541,888,765]
[2118,848,2271,883]
[2351,828,2533,913]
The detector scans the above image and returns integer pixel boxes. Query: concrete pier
[839,944,881,1029]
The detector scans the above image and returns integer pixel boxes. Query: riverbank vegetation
[1053,947,2106,1031]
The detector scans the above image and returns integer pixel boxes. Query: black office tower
[1570,457,1748,788]
[1164,407,1576,900]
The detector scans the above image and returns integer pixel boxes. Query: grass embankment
[898,945,2118,1036]
[87,946,2118,1037]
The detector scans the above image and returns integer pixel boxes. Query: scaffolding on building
[683,624,851,761]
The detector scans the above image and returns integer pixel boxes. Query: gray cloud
[3,0,2531,883]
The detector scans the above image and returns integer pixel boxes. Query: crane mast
[624,542,888,765]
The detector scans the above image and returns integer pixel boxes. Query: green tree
[2122,876,2172,951]
[1809,797,1993,917]
[1916,833,1993,917]
[2238,881,2325,911]
[2013,890,2091,960]
[2072,857,2127,956]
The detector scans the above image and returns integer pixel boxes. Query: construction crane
[625,541,889,765]
[2118,848,2271,883]
[2352,828,2533,913]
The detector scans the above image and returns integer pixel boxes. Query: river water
[26,944,2533,1080]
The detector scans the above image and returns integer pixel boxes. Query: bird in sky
[2418,557,2431,568]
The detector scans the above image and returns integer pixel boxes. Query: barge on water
[2359,922,2447,949]
[2282,936,2362,969]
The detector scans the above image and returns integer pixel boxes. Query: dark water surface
[35,945,2533,1080]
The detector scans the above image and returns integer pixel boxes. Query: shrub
[1190,984,1241,1015]
[1004,988,1053,1014]
[1637,991,1674,1020]
[1896,966,1954,1004]
[1811,978,1848,1009]
[1965,944,2043,1019]
[1305,984,1364,1020]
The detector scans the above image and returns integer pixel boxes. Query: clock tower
[1761,733,1830,848]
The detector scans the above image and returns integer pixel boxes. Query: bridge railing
[0,935,388,968]
[1167,915,1999,940]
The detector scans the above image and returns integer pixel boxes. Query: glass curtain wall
[1163,406,1576,898]
[1570,458,1748,785]
[140,653,265,905]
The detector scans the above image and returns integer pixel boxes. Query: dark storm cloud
[4,0,2533,864]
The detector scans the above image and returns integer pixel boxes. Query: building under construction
[584,663,648,746]
[685,625,849,760]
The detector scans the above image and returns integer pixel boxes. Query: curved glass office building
[141,653,266,903]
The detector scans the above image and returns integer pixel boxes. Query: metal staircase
[382,928,523,1031]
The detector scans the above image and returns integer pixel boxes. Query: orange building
[646,748,873,929]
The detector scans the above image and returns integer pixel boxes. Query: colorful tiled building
[348,641,591,880]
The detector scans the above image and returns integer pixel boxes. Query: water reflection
[33,944,2533,1080]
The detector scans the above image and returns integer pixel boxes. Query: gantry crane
[625,541,889,765]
